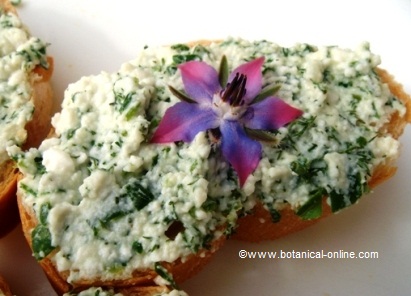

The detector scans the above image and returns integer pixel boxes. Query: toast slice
[61,286,188,296]
[0,0,53,237]
[17,178,225,295]
[183,40,411,242]
[15,38,410,295]
[232,70,411,242]
[15,43,233,293]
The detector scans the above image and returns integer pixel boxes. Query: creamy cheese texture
[63,287,123,296]
[62,287,188,296]
[14,38,405,283]
[0,7,48,164]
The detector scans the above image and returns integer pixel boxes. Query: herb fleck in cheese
[14,38,405,283]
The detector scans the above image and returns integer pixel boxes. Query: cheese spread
[12,38,406,283]
[62,287,188,296]
[63,287,123,296]
[0,7,48,164]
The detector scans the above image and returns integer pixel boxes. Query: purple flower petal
[179,61,221,104]
[151,102,219,143]
[242,97,303,130]
[228,57,264,104]
[220,120,262,186]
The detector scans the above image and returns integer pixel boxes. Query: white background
[1,0,411,295]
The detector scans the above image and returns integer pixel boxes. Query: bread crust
[17,188,225,295]
[233,68,411,242]
[0,0,15,14]
[0,1,54,237]
[184,40,411,242]
[14,42,224,295]
[15,38,410,294]
[0,274,12,296]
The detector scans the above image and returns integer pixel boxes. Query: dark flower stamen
[221,73,247,106]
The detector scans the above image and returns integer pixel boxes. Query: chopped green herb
[338,81,353,88]
[122,181,155,210]
[125,103,140,120]
[172,54,201,65]
[154,263,178,289]
[32,224,54,260]
[132,241,144,254]
[19,183,37,197]
[11,0,22,6]
[290,157,326,184]
[190,160,198,172]
[113,91,135,113]
[171,44,190,51]
[329,172,368,212]
[66,128,76,140]
[281,116,316,150]
[39,203,51,224]
[100,209,129,227]
[33,156,46,174]
[202,198,218,212]
[296,188,324,220]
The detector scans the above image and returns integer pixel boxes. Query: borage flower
[151,56,303,186]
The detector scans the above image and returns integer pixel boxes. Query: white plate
[1,0,411,295]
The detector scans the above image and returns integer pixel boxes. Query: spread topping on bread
[0,7,49,164]
[13,38,407,285]
[62,286,188,296]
